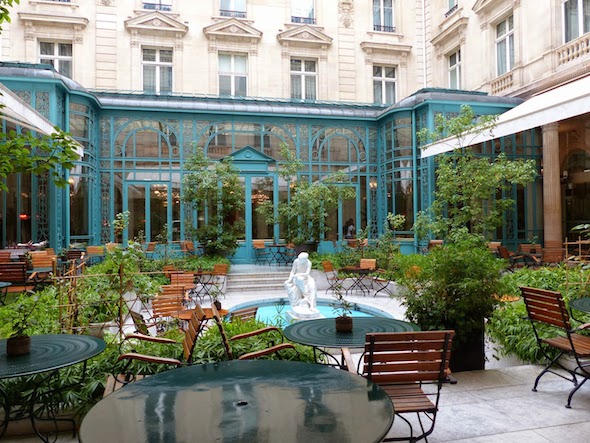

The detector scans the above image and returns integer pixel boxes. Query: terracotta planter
[6,335,31,357]
[335,316,353,333]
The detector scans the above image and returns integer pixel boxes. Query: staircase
[226,270,291,294]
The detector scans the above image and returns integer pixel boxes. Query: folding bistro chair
[252,239,270,264]
[341,330,455,442]
[521,286,590,408]
[321,260,345,294]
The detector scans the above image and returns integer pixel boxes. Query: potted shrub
[0,288,60,356]
[256,145,356,250]
[330,286,354,333]
[397,234,508,371]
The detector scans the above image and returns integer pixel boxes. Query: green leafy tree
[416,105,537,239]
[182,146,245,256]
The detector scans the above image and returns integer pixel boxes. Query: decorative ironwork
[35,92,50,119]
[100,172,111,244]
[143,2,171,12]
[220,9,246,18]
[445,4,458,18]
[37,172,49,241]
[373,25,395,32]
[291,16,316,25]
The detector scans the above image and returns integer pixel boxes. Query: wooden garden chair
[104,306,207,397]
[341,330,455,442]
[230,307,259,322]
[211,304,297,360]
[521,286,590,408]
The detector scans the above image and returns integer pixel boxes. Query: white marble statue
[284,252,319,315]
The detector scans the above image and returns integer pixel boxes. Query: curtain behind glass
[291,75,302,99]
[305,75,316,99]
[565,0,579,42]
[160,66,172,92]
[496,38,507,75]
[143,66,156,92]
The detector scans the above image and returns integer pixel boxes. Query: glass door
[125,182,180,243]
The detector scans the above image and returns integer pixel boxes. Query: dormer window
[143,1,172,12]
[220,0,246,18]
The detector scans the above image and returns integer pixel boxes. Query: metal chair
[341,330,455,442]
[253,239,270,264]
[321,260,345,294]
[521,286,590,408]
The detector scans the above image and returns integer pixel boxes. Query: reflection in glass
[70,176,89,236]
[127,184,145,242]
[251,176,274,240]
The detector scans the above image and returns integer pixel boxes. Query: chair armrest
[573,322,590,331]
[237,343,295,360]
[123,333,179,345]
[117,352,182,366]
[230,326,283,342]
[340,348,357,373]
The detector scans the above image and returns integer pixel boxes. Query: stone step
[226,272,289,293]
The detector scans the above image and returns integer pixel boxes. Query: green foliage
[416,105,537,239]
[0,287,60,338]
[0,128,79,192]
[397,234,508,347]
[256,144,356,244]
[330,285,353,317]
[487,265,590,363]
[182,146,245,256]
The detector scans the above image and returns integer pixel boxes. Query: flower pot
[6,335,31,357]
[335,316,353,333]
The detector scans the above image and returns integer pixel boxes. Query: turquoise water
[230,298,392,327]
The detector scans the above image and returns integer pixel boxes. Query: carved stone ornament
[339,0,354,28]
[98,0,113,5]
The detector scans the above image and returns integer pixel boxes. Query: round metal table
[569,297,590,314]
[80,360,394,443]
[0,334,106,379]
[0,282,11,305]
[283,317,420,349]
[0,334,106,441]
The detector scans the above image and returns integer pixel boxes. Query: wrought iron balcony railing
[373,25,396,33]
[291,16,316,25]
[220,9,247,18]
[143,2,172,12]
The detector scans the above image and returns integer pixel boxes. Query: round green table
[80,360,394,443]
[0,334,106,441]
[569,297,590,314]
[283,317,420,349]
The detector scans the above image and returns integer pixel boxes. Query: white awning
[421,75,590,158]
[0,82,83,157]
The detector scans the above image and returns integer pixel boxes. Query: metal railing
[444,4,458,18]
[220,9,247,18]
[373,25,396,32]
[143,2,172,12]
[291,16,316,25]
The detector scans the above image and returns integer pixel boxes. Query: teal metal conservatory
[0,63,543,263]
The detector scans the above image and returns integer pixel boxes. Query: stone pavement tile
[535,420,590,443]
[433,430,552,443]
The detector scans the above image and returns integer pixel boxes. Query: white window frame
[563,0,590,43]
[290,58,317,100]
[142,47,173,94]
[495,15,514,76]
[373,0,395,32]
[218,53,248,97]
[373,65,396,105]
[39,41,72,78]
[292,0,316,25]
[220,0,246,18]
[448,49,461,89]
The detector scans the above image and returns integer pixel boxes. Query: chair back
[360,258,377,270]
[0,251,11,263]
[252,240,266,249]
[182,305,207,363]
[86,245,105,256]
[129,311,150,336]
[518,243,542,254]
[211,303,234,360]
[152,292,184,320]
[322,260,335,273]
[362,330,455,385]
[428,239,444,250]
[146,242,157,252]
[520,286,571,332]
[213,263,229,275]
[231,307,258,322]
[160,284,187,298]
[497,245,512,260]
[30,252,56,270]
[169,272,195,289]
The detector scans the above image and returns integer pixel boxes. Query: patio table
[0,281,11,305]
[340,265,373,296]
[0,334,106,441]
[283,317,420,364]
[79,359,394,443]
